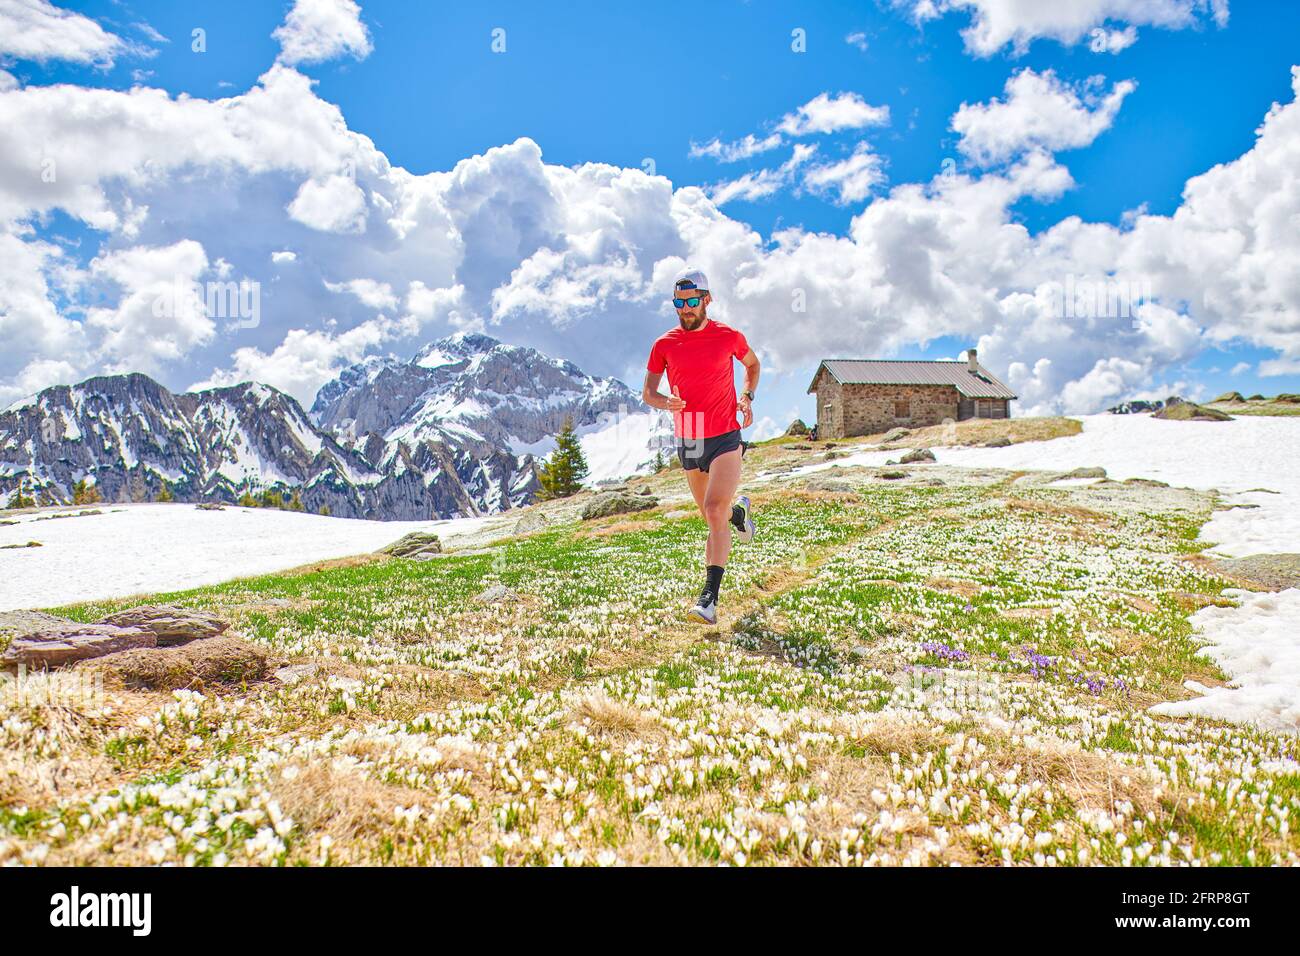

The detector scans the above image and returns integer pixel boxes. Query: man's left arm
[737,347,760,428]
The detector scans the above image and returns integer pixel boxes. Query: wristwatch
[742,390,755,401]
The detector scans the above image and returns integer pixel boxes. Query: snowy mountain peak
[2,336,671,521]
[313,333,671,489]
[412,331,501,368]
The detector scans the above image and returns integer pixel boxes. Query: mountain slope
[0,373,386,516]
[312,330,670,489]
[1,334,670,519]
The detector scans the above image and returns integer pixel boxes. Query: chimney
[966,348,978,372]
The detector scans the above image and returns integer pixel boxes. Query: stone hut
[807,349,1017,439]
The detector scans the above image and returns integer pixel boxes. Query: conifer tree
[536,416,588,499]
[6,478,35,510]
[156,483,174,502]
[73,478,101,505]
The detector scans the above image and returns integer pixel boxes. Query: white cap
[672,267,709,294]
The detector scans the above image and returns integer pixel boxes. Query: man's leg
[685,465,709,516]
[701,447,743,568]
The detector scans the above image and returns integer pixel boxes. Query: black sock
[705,564,725,601]
[730,503,745,530]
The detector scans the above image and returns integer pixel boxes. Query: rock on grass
[2,624,156,670]
[78,635,270,690]
[474,583,522,604]
[0,609,72,644]
[900,448,936,464]
[378,532,442,558]
[99,604,230,646]
[1057,466,1108,480]
[580,492,658,520]
[1154,401,1232,422]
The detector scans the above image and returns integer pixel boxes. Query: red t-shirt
[646,319,751,440]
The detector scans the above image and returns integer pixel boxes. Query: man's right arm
[643,371,685,412]
[643,371,668,410]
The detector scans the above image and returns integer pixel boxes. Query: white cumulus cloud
[953,68,1136,166]
[902,0,1229,57]
[273,0,373,66]
[0,0,130,66]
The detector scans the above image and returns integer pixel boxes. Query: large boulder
[880,427,910,444]
[900,448,936,464]
[1212,391,1245,403]
[1153,401,1232,422]
[514,510,549,534]
[580,492,658,520]
[378,532,442,558]
[99,604,229,646]
[784,418,810,436]
[2,624,156,670]
[984,436,1012,448]
[0,609,71,644]
[78,635,269,690]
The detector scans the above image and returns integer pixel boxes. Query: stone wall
[812,370,1012,438]
[813,371,844,438]
[841,383,960,437]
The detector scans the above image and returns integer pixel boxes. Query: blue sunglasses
[673,293,707,309]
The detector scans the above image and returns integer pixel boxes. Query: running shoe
[731,495,755,544]
[688,587,718,625]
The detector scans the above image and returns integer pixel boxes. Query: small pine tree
[73,478,101,505]
[652,449,666,473]
[536,416,589,499]
[156,482,174,502]
[288,488,305,512]
[6,478,35,510]
[319,504,332,517]
[239,490,259,507]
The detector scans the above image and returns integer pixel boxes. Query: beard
[677,303,708,330]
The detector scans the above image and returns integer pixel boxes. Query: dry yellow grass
[575,518,661,538]
[882,416,1081,448]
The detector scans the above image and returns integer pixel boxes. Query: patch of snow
[4,394,38,413]
[930,414,1300,558]
[286,409,324,457]
[0,503,494,611]
[1149,589,1300,734]
[579,410,668,484]
[413,347,459,369]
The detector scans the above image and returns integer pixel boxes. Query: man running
[643,268,760,625]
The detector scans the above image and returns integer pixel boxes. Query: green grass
[5,474,1296,868]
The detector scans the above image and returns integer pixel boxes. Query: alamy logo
[49,886,151,936]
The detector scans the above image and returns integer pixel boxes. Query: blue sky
[3,0,1299,436]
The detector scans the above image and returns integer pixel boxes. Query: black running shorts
[678,428,742,473]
